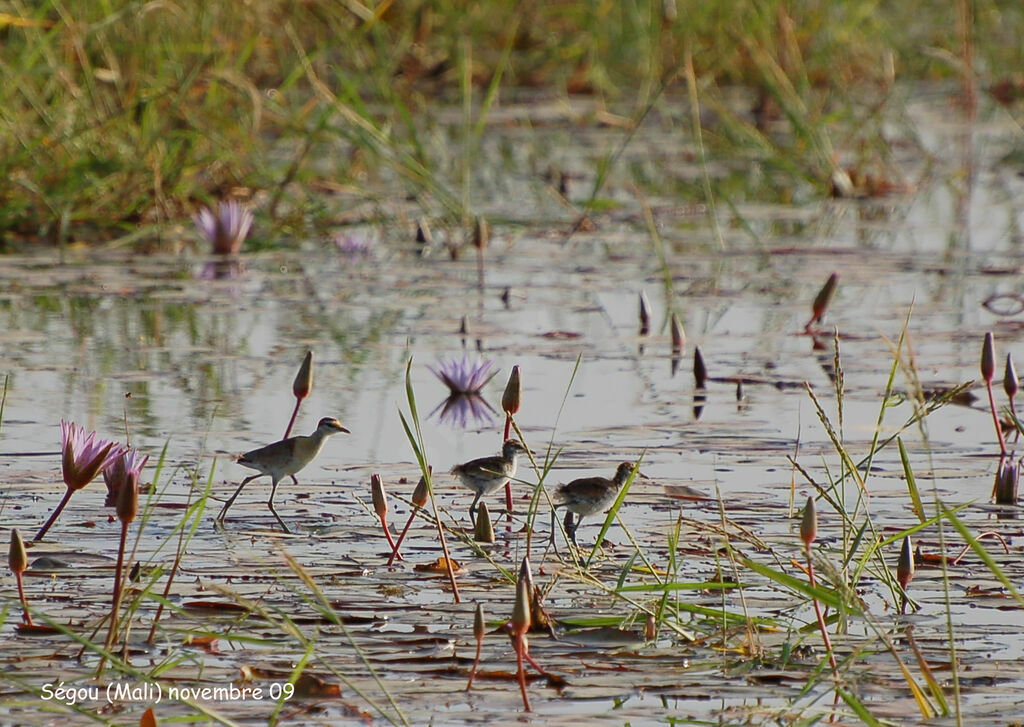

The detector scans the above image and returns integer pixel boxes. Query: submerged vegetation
[1,0,1021,246]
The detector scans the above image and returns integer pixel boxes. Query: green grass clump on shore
[0,0,1018,247]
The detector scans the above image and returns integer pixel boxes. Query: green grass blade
[899,437,926,523]
[740,556,849,613]
[838,688,882,726]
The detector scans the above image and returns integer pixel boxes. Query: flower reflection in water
[429,357,499,428]
[430,392,497,428]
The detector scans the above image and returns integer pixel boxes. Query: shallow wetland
[3,93,1024,726]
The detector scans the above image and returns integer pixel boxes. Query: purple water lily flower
[334,231,375,259]
[429,356,499,396]
[35,421,123,541]
[193,200,253,255]
[61,421,123,492]
[103,447,150,510]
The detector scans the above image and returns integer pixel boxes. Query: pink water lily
[334,231,375,259]
[193,200,253,255]
[61,421,121,491]
[103,447,149,510]
[35,421,123,541]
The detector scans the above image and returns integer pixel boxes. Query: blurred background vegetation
[0,0,1020,248]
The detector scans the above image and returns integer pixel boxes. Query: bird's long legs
[218,475,259,524]
[564,510,579,550]
[469,492,483,526]
[267,478,291,533]
[217,475,293,533]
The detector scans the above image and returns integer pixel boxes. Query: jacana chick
[450,440,527,523]
[553,462,635,550]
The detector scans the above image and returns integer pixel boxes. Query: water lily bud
[9,528,27,575]
[473,216,489,250]
[412,471,430,508]
[371,474,387,520]
[512,558,532,636]
[474,502,496,543]
[293,351,314,400]
[670,313,685,354]
[502,365,522,416]
[473,602,485,642]
[518,555,534,594]
[115,467,139,524]
[645,613,657,641]
[1005,353,1018,400]
[694,347,707,389]
[800,496,817,547]
[982,332,996,383]
[103,452,130,507]
[811,273,839,324]
[897,535,915,590]
[994,458,1019,505]
[103,448,149,509]
[639,291,652,336]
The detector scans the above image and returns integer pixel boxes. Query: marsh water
[3,93,1024,725]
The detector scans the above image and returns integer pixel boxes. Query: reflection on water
[431,392,497,429]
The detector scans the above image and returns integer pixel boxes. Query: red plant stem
[806,547,838,676]
[466,635,483,690]
[283,397,302,439]
[503,414,513,512]
[523,647,548,677]
[379,514,402,560]
[15,572,33,626]
[388,506,420,566]
[514,634,531,711]
[985,380,1008,456]
[951,530,1010,565]
[105,522,129,655]
[34,487,73,541]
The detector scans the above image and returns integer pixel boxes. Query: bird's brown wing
[452,455,506,478]
[555,477,613,503]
